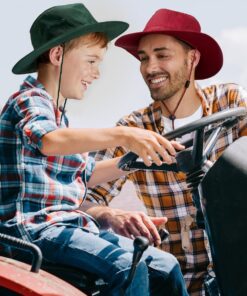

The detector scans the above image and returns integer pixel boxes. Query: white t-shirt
[163,105,203,142]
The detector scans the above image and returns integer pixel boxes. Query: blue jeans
[33,226,188,296]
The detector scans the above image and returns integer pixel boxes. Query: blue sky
[1,0,247,127]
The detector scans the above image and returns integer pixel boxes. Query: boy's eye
[88,60,96,65]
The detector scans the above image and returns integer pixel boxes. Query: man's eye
[89,60,95,64]
[139,56,148,62]
[158,55,169,59]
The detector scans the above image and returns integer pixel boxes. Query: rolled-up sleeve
[14,93,58,150]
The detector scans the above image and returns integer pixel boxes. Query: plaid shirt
[87,83,247,295]
[0,76,98,242]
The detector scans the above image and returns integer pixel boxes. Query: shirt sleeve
[84,156,96,182]
[14,92,58,151]
[226,84,247,136]
[235,85,247,135]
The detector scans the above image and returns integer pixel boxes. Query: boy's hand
[120,126,185,166]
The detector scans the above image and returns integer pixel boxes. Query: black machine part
[0,233,42,273]
[200,136,247,296]
[123,236,149,293]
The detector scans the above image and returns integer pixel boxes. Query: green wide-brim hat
[12,3,129,74]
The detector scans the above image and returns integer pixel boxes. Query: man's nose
[145,58,159,74]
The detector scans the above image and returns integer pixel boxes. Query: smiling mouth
[148,76,168,88]
[81,81,90,90]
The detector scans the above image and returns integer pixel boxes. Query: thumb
[150,216,168,226]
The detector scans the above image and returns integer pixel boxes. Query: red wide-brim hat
[115,9,223,80]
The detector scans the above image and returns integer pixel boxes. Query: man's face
[61,42,106,100]
[138,34,191,101]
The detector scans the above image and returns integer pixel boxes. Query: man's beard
[149,62,189,102]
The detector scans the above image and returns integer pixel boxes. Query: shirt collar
[20,75,46,92]
[150,82,211,134]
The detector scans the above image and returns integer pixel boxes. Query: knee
[147,248,180,274]
[149,260,188,296]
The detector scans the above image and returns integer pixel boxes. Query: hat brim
[13,21,129,74]
[115,30,223,80]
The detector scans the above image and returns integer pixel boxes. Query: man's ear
[191,49,200,68]
[49,45,64,66]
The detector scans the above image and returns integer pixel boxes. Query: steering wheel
[118,107,247,173]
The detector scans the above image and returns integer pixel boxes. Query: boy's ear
[49,46,64,66]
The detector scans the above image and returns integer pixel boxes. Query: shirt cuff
[85,156,96,182]
[23,120,57,150]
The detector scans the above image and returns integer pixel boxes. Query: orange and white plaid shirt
[87,83,247,295]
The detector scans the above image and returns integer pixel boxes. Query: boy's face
[60,42,106,100]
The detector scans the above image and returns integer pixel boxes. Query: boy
[0,3,187,296]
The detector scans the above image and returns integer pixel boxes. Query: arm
[40,126,184,166]
[87,157,129,187]
[86,146,127,205]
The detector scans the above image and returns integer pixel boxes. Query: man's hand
[102,208,167,246]
[83,201,167,246]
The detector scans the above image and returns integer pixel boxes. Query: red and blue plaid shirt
[0,76,98,241]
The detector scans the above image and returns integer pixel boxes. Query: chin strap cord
[56,43,68,126]
[60,98,68,124]
[161,52,195,130]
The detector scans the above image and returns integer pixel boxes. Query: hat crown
[30,3,97,48]
[144,9,201,33]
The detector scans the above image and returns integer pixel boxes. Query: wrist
[114,126,129,148]
[95,207,117,229]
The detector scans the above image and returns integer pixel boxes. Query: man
[87,8,247,295]
[0,3,188,296]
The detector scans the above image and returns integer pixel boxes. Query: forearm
[81,200,120,229]
[40,127,127,155]
[88,158,128,187]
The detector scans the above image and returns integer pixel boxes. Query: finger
[146,147,163,166]
[141,214,161,246]
[125,222,143,238]
[150,216,168,226]
[132,220,154,243]
[154,145,173,164]
[125,215,154,242]
[170,140,185,151]
[140,151,152,166]
[145,139,174,165]
[157,136,177,156]
[119,227,134,239]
